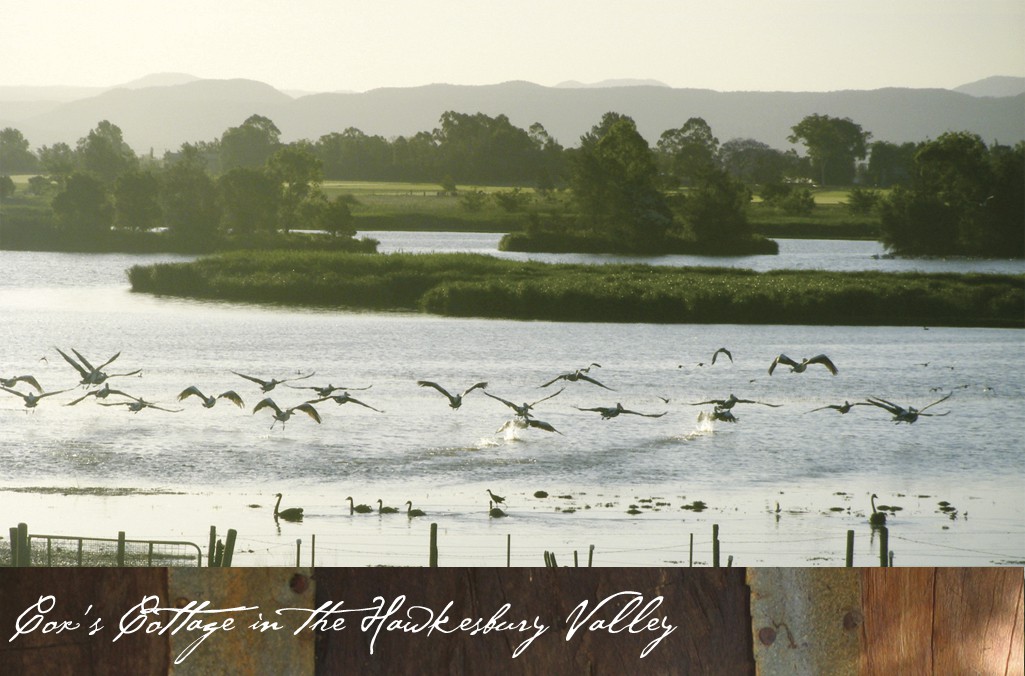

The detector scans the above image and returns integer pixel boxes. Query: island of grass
[128,251,1024,328]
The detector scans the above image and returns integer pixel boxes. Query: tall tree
[656,117,719,186]
[220,114,281,171]
[866,140,918,187]
[217,167,280,234]
[787,114,871,185]
[160,144,219,243]
[671,167,752,243]
[719,138,801,185]
[51,172,112,237]
[267,142,324,231]
[76,120,138,184]
[572,112,672,251]
[113,170,161,231]
[0,128,39,174]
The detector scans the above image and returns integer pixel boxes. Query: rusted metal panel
[747,568,861,675]
[167,567,315,676]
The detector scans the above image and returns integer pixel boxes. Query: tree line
[1,111,1021,256]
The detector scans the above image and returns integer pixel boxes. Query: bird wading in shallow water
[417,380,488,409]
[768,354,838,376]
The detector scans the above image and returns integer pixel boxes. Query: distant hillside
[3,78,1023,155]
[954,76,1025,98]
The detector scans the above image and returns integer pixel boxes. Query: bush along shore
[127,251,1024,328]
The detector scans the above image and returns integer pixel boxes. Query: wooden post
[846,529,854,567]
[9,527,18,566]
[117,531,126,567]
[208,526,216,567]
[879,526,889,567]
[713,524,720,568]
[689,533,694,567]
[550,552,558,567]
[311,534,316,569]
[429,523,438,567]
[573,550,579,567]
[222,529,236,567]
[727,555,733,568]
[295,539,301,567]
[588,544,594,567]
[17,523,29,567]
[506,534,511,567]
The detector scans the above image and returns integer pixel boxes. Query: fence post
[689,533,693,567]
[222,529,236,567]
[846,530,855,567]
[208,526,217,567]
[429,523,438,567]
[18,523,30,567]
[295,539,302,567]
[9,526,18,566]
[712,524,720,568]
[574,550,579,567]
[117,531,126,567]
[506,534,511,567]
[878,526,889,567]
[588,544,595,567]
[311,534,316,569]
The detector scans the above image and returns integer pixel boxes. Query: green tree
[220,114,281,171]
[315,127,391,180]
[52,172,112,237]
[317,195,356,238]
[113,170,161,231]
[160,144,219,243]
[77,120,138,184]
[0,175,14,199]
[672,167,752,243]
[0,128,39,173]
[866,140,917,187]
[571,112,671,251]
[217,167,280,234]
[719,138,802,185]
[267,142,324,231]
[787,114,871,185]
[656,117,719,186]
[38,142,78,187]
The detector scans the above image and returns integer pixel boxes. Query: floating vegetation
[829,507,845,512]
[557,494,573,500]
[681,500,708,512]
[627,505,642,515]
[533,490,549,498]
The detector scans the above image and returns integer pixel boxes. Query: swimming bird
[273,493,304,522]
[177,386,245,409]
[869,494,886,526]
[484,388,563,418]
[1,374,42,392]
[1,385,71,409]
[496,417,562,435]
[289,382,373,397]
[98,398,182,413]
[687,394,781,410]
[540,365,613,390]
[486,489,506,505]
[575,402,667,420]
[416,380,488,409]
[233,371,315,393]
[377,499,399,514]
[806,400,869,414]
[346,496,374,514]
[56,348,141,386]
[309,392,382,412]
[769,354,838,376]
[252,397,322,428]
[488,501,507,518]
[67,383,139,406]
[865,393,952,424]
[405,501,426,518]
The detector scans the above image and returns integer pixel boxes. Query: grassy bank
[128,251,1024,328]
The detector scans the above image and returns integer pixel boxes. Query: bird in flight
[417,380,487,409]
[710,347,733,365]
[540,364,613,390]
[484,388,563,418]
[768,354,838,376]
[56,348,141,386]
[687,394,780,410]
[575,402,667,420]
[865,393,951,424]
[67,384,139,406]
[1,374,42,392]
[177,386,245,409]
[1,385,70,409]
[288,382,372,397]
[99,398,182,413]
[806,400,869,414]
[309,392,382,412]
[496,417,562,435]
[233,371,315,393]
[253,397,322,428]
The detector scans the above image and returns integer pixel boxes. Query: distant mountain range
[1,75,1022,155]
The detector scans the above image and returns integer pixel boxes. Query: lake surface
[1,243,1022,568]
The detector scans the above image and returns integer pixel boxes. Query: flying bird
[67,384,139,406]
[233,371,315,393]
[687,394,780,410]
[56,348,141,386]
[496,417,562,435]
[99,399,182,413]
[346,496,373,514]
[484,388,563,418]
[865,393,952,424]
[309,392,382,412]
[806,400,869,414]
[252,397,322,428]
[1,385,70,409]
[711,347,733,365]
[575,402,667,420]
[289,382,372,397]
[177,386,245,409]
[416,380,488,409]
[1,374,42,392]
[769,354,838,376]
[273,493,304,522]
[540,364,613,390]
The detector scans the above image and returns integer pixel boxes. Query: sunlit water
[1,241,1022,568]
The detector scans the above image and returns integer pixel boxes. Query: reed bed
[128,251,1024,328]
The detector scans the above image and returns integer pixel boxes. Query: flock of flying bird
[1,347,955,430]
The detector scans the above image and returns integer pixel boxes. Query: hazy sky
[2,1,1023,92]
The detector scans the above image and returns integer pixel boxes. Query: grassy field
[128,250,1024,328]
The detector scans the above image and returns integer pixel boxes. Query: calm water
[1,242,1022,567]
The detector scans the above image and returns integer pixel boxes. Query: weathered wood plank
[860,568,936,674]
